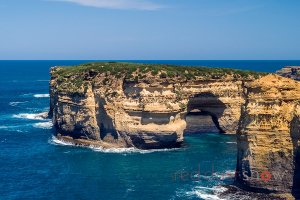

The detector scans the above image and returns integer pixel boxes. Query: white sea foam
[49,136,74,146]
[13,112,48,120]
[33,121,53,129]
[92,146,181,154]
[16,129,27,133]
[0,125,29,132]
[9,101,28,107]
[20,93,33,97]
[226,142,237,144]
[1,139,7,143]
[212,170,236,180]
[186,186,228,200]
[192,170,235,182]
[49,136,180,154]
[193,192,222,200]
[34,94,50,98]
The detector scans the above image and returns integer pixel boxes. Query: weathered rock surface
[49,62,260,149]
[49,63,300,198]
[236,74,300,198]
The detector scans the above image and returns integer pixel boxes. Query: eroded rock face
[50,65,251,149]
[236,74,300,197]
[50,63,300,197]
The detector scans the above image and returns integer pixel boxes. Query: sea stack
[236,74,300,198]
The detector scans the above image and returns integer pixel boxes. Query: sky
[0,0,300,60]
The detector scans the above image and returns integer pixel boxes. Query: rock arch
[184,92,226,134]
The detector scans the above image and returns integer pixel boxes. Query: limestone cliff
[50,62,300,198]
[49,62,262,149]
[236,74,300,198]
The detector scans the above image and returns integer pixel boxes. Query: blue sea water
[1,60,300,200]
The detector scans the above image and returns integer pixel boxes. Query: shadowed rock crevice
[95,97,119,141]
[290,116,300,199]
[235,102,252,190]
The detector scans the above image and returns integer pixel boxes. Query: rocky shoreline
[54,134,128,149]
[219,185,294,200]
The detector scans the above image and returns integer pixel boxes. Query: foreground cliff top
[51,62,266,94]
[52,62,265,79]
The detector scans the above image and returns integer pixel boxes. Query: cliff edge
[236,74,300,198]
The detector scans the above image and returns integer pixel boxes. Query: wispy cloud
[50,0,163,11]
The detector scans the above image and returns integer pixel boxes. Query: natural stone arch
[50,62,300,197]
[184,92,227,134]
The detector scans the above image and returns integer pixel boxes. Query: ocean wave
[49,136,75,146]
[13,112,48,120]
[186,186,228,200]
[0,125,29,132]
[49,136,180,154]
[192,186,253,200]
[92,146,180,154]
[33,94,50,98]
[33,121,53,129]
[20,93,33,97]
[9,101,28,107]
[212,170,236,180]
[192,170,235,181]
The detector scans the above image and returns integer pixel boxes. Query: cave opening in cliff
[184,93,226,134]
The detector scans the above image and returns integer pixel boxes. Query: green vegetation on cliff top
[52,62,266,94]
[53,62,266,79]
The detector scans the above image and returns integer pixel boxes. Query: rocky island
[49,62,300,199]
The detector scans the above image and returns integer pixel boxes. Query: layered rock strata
[49,62,261,149]
[50,63,300,198]
[236,74,300,198]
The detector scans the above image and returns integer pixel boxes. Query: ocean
[1,60,300,200]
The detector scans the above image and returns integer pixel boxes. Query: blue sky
[0,0,299,60]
